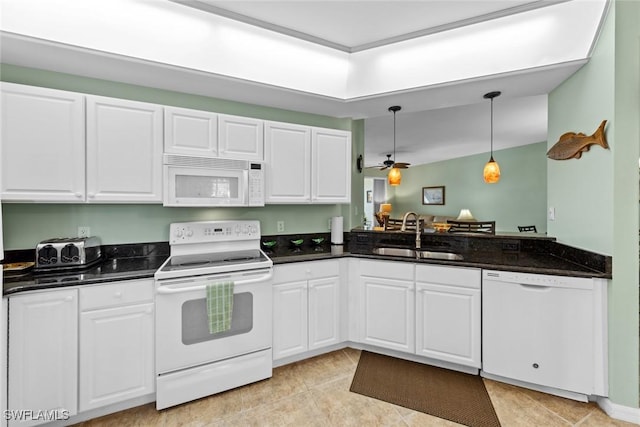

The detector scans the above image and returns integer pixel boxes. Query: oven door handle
[156,270,273,294]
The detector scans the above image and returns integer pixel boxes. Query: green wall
[548,0,639,408]
[0,64,362,249]
[366,142,548,233]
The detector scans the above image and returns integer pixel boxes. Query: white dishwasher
[482,270,607,400]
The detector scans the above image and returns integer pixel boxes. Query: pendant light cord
[393,110,396,162]
[490,96,494,160]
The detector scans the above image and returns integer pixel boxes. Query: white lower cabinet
[8,289,78,427]
[355,260,481,368]
[79,280,155,411]
[357,260,415,354]
[7,280,155,426]
[415,265,481,368]
[273,260,341,360]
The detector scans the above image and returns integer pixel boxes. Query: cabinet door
[218,114,264,161]
[273,281,308,360]
[79,303,154,411]
[8,289,78,426]
[1,83,85,202]
[359,276,414,353]
[415,282,480,367]
[164,106,218,156]
[311,128,351,203]
[264,121,311,203]
[308,276,340,350]
[86,96,163,203]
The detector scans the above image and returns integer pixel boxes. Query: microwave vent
[164,154,250,170]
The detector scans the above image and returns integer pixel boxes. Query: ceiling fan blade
[379,166,389,171]
[394,162,411,168]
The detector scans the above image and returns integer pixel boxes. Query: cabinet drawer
[359,259,414,281]
[273,260,339,283]
[80,279,154,311]
[416,265,480,289]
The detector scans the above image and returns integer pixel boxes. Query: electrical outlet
[277,221,285,232]
[78,226,90,238]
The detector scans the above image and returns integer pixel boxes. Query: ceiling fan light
[388,167,402,186]
[483,157,501,183]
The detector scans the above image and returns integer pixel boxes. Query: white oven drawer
[156,348,272,410]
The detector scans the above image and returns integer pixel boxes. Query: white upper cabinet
[265,121,312,203]
[86,96,163,203]
[164,106,218,157]
[265,122,351,204]
[1,83,85,202]
[311,128,351,203]
[218,114,264,161]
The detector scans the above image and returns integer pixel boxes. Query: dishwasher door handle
[518,283,552,291]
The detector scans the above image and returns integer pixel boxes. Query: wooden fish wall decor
[547,120,609,160]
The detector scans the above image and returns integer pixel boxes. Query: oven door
[163,165,248,207]
[155,268,272,374]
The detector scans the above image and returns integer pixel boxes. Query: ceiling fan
[374,154,410,171]
[368,106,411,171]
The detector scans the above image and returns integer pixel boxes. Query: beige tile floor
[75,348,636,427]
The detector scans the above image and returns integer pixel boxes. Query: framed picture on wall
[422,186,445,205]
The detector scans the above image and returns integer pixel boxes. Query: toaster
[35,236,102,270]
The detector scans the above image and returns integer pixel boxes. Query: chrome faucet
[401,212,421,249]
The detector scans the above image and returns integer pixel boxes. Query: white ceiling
[0,0,608,166]
[182,0,543,51]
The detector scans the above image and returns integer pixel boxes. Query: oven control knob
[186,229,193,237]
[175,229,184,238]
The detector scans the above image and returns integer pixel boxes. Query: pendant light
[483,91,501,184]
[388,106,402,186]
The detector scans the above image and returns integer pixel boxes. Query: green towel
[206,281,234,334]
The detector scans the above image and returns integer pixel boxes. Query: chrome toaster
[35,236,102,270]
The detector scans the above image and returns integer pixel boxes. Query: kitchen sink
[372,247,416,258]
[372,247,463,261]
[417,250,464,261]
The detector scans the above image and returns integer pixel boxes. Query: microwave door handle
[156,270,273,295]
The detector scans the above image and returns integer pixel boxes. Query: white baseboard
[597,397,640,425]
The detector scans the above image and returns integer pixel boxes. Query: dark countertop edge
[271,252,611,279]
[4,251,609,296]
[3,270,158,296]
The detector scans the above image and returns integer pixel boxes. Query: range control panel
[170,220,260,245]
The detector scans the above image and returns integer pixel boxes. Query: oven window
[181,293,253,345]
[175,175,239,199]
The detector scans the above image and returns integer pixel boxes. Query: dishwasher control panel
[483,270,594,290]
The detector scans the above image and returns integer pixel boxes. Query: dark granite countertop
[3,231,611,296]
[3,242,169,296]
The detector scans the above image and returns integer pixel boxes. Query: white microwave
[163,154,264,207]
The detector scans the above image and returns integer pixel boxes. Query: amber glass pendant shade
[388,167,402,186]
[483,157,501,183]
